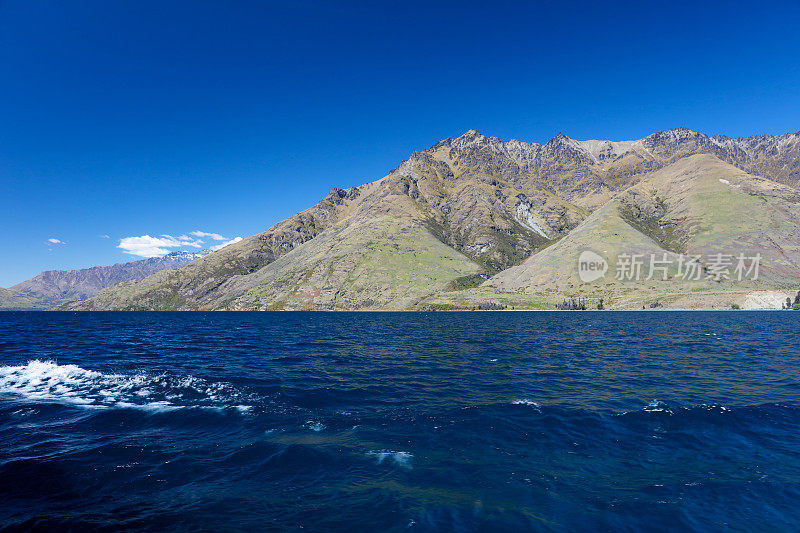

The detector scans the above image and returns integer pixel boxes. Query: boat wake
[0,360,252,412]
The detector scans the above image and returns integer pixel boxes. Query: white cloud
[190,230,227,241]
[47,238,64,244]
[164,234,202,248]
[118,234,204,258]
[211,236,243,251]
[100,234,110,239]
[117,230,241,257]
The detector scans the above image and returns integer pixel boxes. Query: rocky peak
[427,129,487,151]
[643,127,711,149]
[546,132,572,144]
[451,129,492,148]
[460,128,484,139]
[542,132,584,151]
[539,132,591,163]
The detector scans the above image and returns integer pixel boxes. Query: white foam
[0,360,252,412]
[511,399,541,408]
[643,400,672,414]
[304,420,325,432]
[367,450,413,468]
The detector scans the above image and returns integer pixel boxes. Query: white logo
[578,250,608,282]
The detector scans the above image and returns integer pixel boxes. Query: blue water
[1,312,799,532]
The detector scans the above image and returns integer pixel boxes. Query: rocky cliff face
[68,127,800,311]
[11,250,211,300]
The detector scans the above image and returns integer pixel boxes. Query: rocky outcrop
[742,291,791,310]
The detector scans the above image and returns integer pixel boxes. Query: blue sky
[1,0,799,286]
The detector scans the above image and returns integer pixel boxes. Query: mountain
[69,128,800,310]
[10,250,211,301]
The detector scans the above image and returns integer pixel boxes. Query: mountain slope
[76,181,484,310]
[487,154,800,307]
[486,199,683,293]
[0,288,54,310]
[617,154,800,283]
[11,250,211,300]
[206,216,481,311]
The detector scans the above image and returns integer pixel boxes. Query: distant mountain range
[45,127,800,310]
[2,251,210,308]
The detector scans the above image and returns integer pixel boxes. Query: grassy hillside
[77,193,483,310]
[623,154,800,284]
[483,155,800,308]
[221,216,482,310]
[0,288,55,310]
[487,199,685,292]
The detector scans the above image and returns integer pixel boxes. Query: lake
[1,311,799,531]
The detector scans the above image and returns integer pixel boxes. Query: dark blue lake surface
[1,311,799,532]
